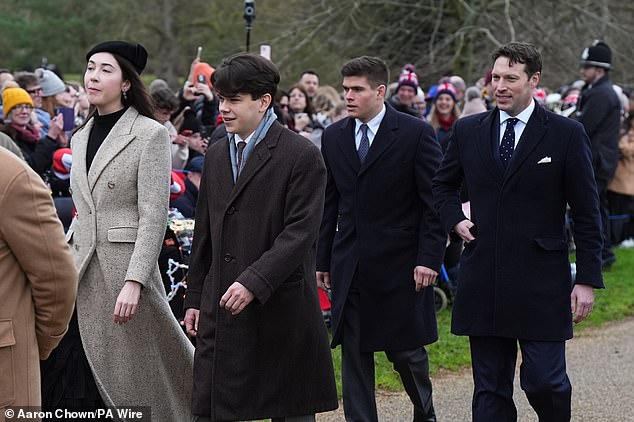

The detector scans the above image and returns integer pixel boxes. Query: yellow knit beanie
[2,87,34,118]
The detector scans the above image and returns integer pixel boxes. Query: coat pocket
[0,319,16,407]
[107,226,138,243]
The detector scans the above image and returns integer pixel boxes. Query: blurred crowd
[1,40,633,257]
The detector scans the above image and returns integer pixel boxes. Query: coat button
[226,206,235,215]
[107,181,115,189]
[74,244,79,250]
[223,253,233,262]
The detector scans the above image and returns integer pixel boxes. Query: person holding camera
[173,60,219,134]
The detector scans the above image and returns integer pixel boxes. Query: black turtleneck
[86,107,128,171]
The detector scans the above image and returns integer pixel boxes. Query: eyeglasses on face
[13,104,34,112]
[27,87,44,96]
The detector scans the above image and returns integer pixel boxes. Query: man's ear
[529,72,541,89]
[260,93,272,112]
[377,84,387,100]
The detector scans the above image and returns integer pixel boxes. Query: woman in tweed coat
[42,41,193,421]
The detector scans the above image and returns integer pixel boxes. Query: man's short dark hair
[300,70,319,79]
[341,56,389,89]
[13,72,39,89]
[212,53,280,105]
[491,42,542,77]
[151,87,178,111]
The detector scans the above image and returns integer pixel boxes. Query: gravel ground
[317,317,634,421]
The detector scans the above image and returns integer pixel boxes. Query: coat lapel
[335,117,360,172]
[504,105,548,180]
[70,120,96,212]
[87,108,138,191]
[358,105,398,176]
[225,123,279,207]
[475,109,505,181]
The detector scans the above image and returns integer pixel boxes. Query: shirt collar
[499,98,535,125]
[234,132,254,145]
[355,103,386,135]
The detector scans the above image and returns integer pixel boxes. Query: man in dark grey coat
[576,40,622,269]
[184,53,337,422]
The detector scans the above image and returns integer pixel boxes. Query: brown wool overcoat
[0,147,77,412]
[184,121,338,420]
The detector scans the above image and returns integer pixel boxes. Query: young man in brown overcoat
[184,53,337,422]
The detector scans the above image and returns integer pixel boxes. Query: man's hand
[414,266,438,292]
[184,308,200,337]
[316,271,331,290]
[220,282,255,315]
[454,219,475,243]
[571,284,594,323]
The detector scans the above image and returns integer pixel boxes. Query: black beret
[86,41,148,74]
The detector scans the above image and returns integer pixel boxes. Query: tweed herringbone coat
[67,107,193,421]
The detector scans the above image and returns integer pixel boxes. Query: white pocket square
[537,156,552,164]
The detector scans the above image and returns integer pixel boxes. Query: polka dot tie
[358,124,370,163]
[499,118,519,168]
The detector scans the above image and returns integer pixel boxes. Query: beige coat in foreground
[0,147,77,412]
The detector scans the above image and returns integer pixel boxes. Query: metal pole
[246,25,251,52]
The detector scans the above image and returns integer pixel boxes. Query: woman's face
[435,93,455,116]
[84,52,130,115]
[9,103,33,126]
[289,88,307,113]
[55,87,75,108]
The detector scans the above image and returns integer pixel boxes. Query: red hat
[397,65,419,92]
[170,171,186,201]
[52,148,72,179]
[434,82,457,102]
[533,87,547,105]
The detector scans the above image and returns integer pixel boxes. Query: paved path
[317,318,634,421]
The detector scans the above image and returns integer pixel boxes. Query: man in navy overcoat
[317,56,446,422]
[433,42,604,422]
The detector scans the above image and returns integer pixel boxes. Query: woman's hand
[113,280,142,325]
[47,114,66,144]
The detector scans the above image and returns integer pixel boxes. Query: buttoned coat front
[0,148,77,411]
[184,121,338,421]
[316,105,446,352]
[433,105,604,341]
[68,107,193,421]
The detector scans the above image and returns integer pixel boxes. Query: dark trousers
[341,291,435,422]
[596,178,616,264]
[469,336,572,422]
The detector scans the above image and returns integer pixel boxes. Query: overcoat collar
[475,105,549,181]
[222,121,283,208]
[336,102,399,175]
[70,107,139,214]
[72,107,139,194]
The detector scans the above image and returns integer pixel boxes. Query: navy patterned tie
[499,118,519,168]
[358,124,370,163]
